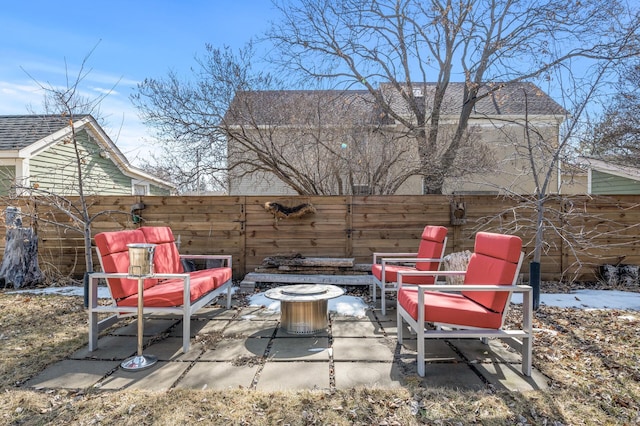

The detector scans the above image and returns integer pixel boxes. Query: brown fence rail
[2,195,639,283]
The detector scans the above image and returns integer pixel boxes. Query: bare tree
[133,44,266,193]
[581,60,640,166]
[268,0,639,193]
[224,89,427,194]
[3,48,129,284]
[134,44,434,195]
[471,31,640,306]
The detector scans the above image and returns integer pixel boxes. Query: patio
[24,291,547,393]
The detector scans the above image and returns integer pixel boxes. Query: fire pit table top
[265,284,344,302]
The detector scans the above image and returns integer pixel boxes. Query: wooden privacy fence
[2,194,639,282]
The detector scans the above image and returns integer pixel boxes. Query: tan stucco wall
[228,115,571,196]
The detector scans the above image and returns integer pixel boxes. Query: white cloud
[0,78,159,166]
[0,80,46,113]
[91,86,120,96]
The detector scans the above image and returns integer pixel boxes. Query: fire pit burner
[265,284,344,334]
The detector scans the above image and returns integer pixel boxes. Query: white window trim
[132,180,150,195]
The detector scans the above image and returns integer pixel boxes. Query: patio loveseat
[87,226,233,353]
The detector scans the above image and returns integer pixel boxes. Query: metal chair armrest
[372,252,418,264]
[180,254,232,268]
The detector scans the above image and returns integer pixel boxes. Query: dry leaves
[2,289,640,424]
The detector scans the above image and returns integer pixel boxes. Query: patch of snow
[510,289,640,310]
[248,292,368,317]
[6,286,112,299]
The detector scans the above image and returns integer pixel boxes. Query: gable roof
[0,115,89,150]
[0,115,176,191]
[225,82,566,126]
[225,90,394,126]
[381,82,566,116]
[579,157,640,181]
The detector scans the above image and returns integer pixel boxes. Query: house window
[133,183,149,195]
[352,184,371,195]
[0,165,16,196]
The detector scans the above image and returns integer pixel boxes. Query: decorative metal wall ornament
[264,202,316,220]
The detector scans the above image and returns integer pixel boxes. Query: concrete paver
[397,338,462,362]
[71,335,142,360]
[26,360,120,390]
[268,336,330,360]
[333,361,403,389]
[451,338,524,363]
[144,337,204,361]
[331,319,384,337]
[111,318,177,336]
[257,361,330,391]
[98,361,191,391]
[332,337,395,362]
[199,337,269,360]
[24,296,549,393]
[238,307,280,321]
[474,362,549,392]
[177,362,259,390]
[192,306,237,319]
[412,363,487,390]
[223,319,278,338]
[189,319,229,336]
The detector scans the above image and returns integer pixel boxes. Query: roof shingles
[0,115,88,150]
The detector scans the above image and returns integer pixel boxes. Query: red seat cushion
[372,264,437,284]
[116,274,217,308]
[95,229,158,300]
[398,288,503,329]
[139,226,184,273]
[96,226,231,306]
[397,232,522,330]
[190,268,232,288]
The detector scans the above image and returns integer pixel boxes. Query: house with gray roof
[579,158,640,194]
[224,82,580,195]
[0,115,175,196]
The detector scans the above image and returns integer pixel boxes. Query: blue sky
[0,1,278,163]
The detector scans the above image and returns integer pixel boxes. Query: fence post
[530,261,541,311]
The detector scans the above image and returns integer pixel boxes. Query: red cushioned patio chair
[396,232,532,377]
[88,226,233,353]
[371,225,448,315]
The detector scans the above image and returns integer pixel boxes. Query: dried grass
[1,291,639,425]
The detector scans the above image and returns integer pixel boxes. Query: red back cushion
[462,232,522,313]
[139,226,184,273]
[94,229,156,300]
[415,226,448,271]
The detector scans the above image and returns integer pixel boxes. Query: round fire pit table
[265,284,344,334]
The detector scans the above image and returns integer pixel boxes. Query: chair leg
[88,275,100,351]
[182,314,191,353]
[521,336,532,376]
[417,327,425,377]
[381,286,386,316]
[226,284,232,309]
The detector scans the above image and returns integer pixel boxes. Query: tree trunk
[0,227,45,289]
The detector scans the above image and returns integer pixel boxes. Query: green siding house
[0,115,175,196]
[581,158,640,195]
